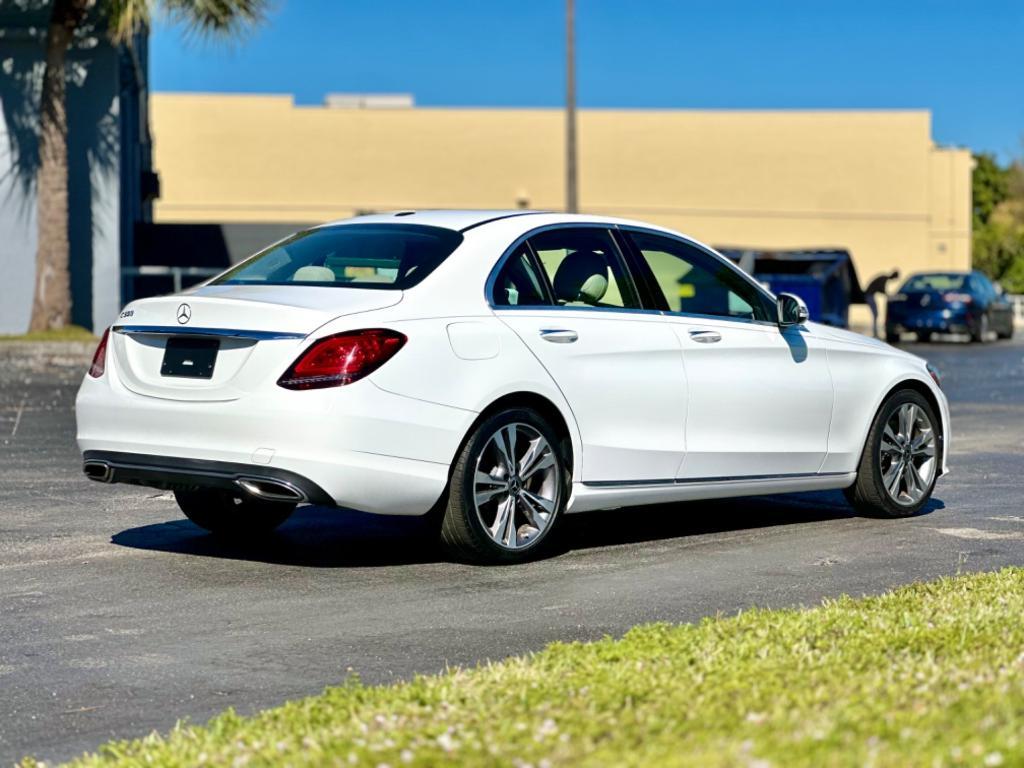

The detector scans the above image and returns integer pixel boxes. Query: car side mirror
[777,292,809,327]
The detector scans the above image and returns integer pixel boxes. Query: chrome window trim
[112,325,306,341]
[492,305,670,319]
[484,222,781,328]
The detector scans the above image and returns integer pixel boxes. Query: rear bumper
[76,365,476,516]
[83,450,335,505]
[887,308,971,334]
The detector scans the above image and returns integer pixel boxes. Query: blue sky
[151,0,1023,160]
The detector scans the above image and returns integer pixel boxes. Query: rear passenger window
[528,228,638,309]
[493,246,550,306]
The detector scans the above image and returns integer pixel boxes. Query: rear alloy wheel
[845,390,939,518]
[441,408,567,564]
[175,488,295,537]
[971,314,989,343]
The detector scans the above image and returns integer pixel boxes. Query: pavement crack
[10,396,26,438]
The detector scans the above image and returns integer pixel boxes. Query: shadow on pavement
[565,490,943,551]
[112,505,443,567]
[111,490,944,568]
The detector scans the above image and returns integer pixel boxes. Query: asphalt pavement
[1,334,1022,765]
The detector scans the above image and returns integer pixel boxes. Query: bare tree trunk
[30,0,90,332]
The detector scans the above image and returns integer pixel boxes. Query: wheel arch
[859,376,946,475]
[463,391,577,480]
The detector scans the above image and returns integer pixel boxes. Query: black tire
[884,329,900,344]
[174,488,295,536]
[916,330,932,343]
[440,408,569,564]
[844,389,939,518]
[971,314,989,343]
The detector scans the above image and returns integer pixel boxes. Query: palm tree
[30,0,268,331]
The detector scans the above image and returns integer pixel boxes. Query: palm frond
[103,0,270,44]
[103,0,151,42]
[161,0,269,38]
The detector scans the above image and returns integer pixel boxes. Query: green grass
[0,325,96,342]
[26,568,1024,767]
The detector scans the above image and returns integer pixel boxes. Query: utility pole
[565,0,578,213]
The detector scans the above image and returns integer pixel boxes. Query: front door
[620,229,834,480]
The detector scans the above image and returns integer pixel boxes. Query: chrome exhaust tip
[235,477,306,503]
[83,460,113,483]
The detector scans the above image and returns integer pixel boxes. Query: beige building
[149,93,972,324]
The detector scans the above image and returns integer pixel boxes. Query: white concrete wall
[0,110,38,334]
[89,99,121,333]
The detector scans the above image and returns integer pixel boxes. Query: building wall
[150,94,973,315]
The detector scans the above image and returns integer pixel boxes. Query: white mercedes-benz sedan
[77,210,949,563]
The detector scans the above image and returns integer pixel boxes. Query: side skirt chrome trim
[582,471,852,489]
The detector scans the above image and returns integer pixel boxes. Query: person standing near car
[864,269,900,338]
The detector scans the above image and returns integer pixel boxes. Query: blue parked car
[717,248,865,328]
[885,271,1015,343]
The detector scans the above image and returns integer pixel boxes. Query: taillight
[278,329,407,390]
[88,327,111,378]
[943,292,972,305]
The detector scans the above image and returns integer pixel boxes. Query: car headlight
[926,362,942,389]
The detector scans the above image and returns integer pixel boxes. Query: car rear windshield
[900,274,966,292]
[211,224,464,290]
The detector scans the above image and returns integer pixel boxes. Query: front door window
[624,231,774,322]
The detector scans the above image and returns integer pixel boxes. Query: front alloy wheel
[877,402,937,506]
[845,389,939,517]
[441,408,567,563]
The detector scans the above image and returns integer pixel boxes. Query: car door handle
[688,329,722,344]
[540,329,579,344]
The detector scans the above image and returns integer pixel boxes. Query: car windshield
[212,224,463,290]
[900,274,966,292]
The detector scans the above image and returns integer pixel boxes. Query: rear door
[492,227,688,484]
[620,229,834,480]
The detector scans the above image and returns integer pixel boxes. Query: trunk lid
[111,285,401,401]
[897,289,948,310]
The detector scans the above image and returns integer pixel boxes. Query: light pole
[565,0,578,213]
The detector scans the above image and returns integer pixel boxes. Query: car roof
[320,209,665,234]
[320,210,545,232]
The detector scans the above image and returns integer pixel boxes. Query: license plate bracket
[161,337,219,379]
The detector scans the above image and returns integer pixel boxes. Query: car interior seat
[552,250,610,305]
[291,265,336,283]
